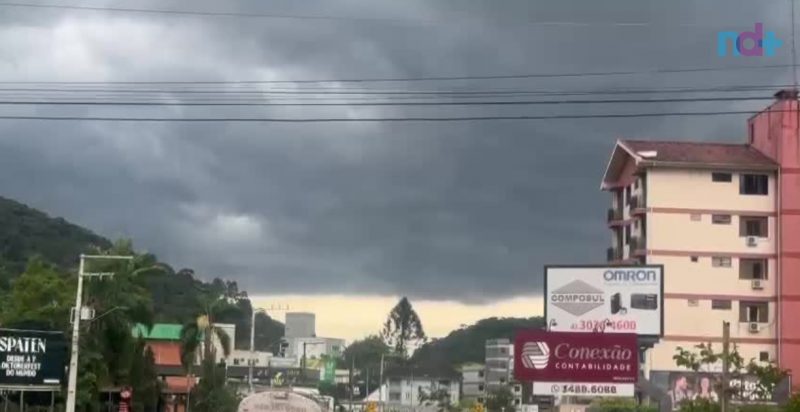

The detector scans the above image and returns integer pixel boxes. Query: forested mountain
[411,316,544,369]
[0,195,283,350]
[0,196,111,288]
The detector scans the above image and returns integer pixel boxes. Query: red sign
[514,330,638,383]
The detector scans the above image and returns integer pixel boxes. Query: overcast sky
[0,0,796,304]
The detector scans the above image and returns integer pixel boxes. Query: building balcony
[607,247,621,262]
[630,237,646,256]
[607,208,624,226]
[630,196,646,215]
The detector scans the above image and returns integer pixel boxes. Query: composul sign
[545,265,664,337]
[0,329,67,386]
[514,330,638,383]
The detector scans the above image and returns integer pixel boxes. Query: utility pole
[249,304,288,394]
[721,321,731,412]
[349,356,355,412]
[65,254,133,412]
[379,354,385,412]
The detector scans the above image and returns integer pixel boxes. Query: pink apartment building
[601,90,800,387]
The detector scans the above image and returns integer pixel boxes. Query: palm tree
[381,297,426,357]
[179,313,232,367]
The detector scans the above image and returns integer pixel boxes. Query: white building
[287,336,345,361]
[460,363,486,403]
[365,374,460,408]
[285,312,316,338]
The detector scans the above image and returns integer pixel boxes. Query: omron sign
[545,265,664,337]
[514,330,638,383]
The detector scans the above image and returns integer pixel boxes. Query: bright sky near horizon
[252,294,544,343]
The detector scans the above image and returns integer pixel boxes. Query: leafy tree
[189,357,240,412]
[485,387,515,412]
[180,314,232,367]
[0,258,74,331]
[381,297,426,357]
[128,340,162,412]
[343,335,392,394]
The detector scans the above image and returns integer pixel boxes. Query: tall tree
[381,297,426,357]
[0,258,74,331]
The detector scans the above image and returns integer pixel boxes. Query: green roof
[132,324,183,341]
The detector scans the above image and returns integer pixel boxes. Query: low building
[484,338,524,407]
[286,336,345,362]
[131,324,196,412]
[365,367,460,408]
[228,349,272,368]
[460,363,486,403]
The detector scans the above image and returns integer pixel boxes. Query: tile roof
[619,139,777,169]
[132,323,183,341]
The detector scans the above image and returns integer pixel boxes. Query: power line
[0,110,787,122]
[0,66,796,85]
[0,96,776,107]
[0,1,737,27]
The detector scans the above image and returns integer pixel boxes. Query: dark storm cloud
[0,0,794,301]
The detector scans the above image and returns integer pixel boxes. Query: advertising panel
[514,330,638,384]
[0,329,67,386]
[545,265,664,337]
[649,371,792,410]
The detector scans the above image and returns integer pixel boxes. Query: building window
[760,352,770,362]
[691,256,699,262]
[390,393,401,401]
[625,187,631,205]
[514,399,522,406]
[712,214,732,224]
[740,259,768,280]
[712,300,732,310]
[712,172,733,182]
[514,385,521,393]
[740,216,768,237]
[634,179,639,189]
[478,371,484,378]
[478,398,485,404]
[712,256,732,267]
[500,378,506,384]
[625,226,631,245]
[688,299,699,307]
[740,174,769,195]
[690,213,702,221]
[740,301,769,323]
[478,384,485,392]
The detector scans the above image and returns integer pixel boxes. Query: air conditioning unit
[749,322,760,333]
[752,279,764,290]
[746,236,758,247]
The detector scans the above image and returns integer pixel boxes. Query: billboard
[649,371,792,410]
[514,330,638,384]
[545,265,664,337]
[0,329,67,386]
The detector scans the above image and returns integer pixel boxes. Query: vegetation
[382,297,427,357]
[485,387,515,412]
[412,316,544,369]
[0,196,111,289]
[589,398,658,412]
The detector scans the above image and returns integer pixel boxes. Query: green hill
[0,195,283,350]
[0,196,111,288]
[412,316,544,370]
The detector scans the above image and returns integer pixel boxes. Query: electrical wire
[1,66,797,85]
[0,96,776,107]
[0,110,790,122]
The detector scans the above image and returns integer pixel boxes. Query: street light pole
[65,254,133,412]
[249,308,266,394]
